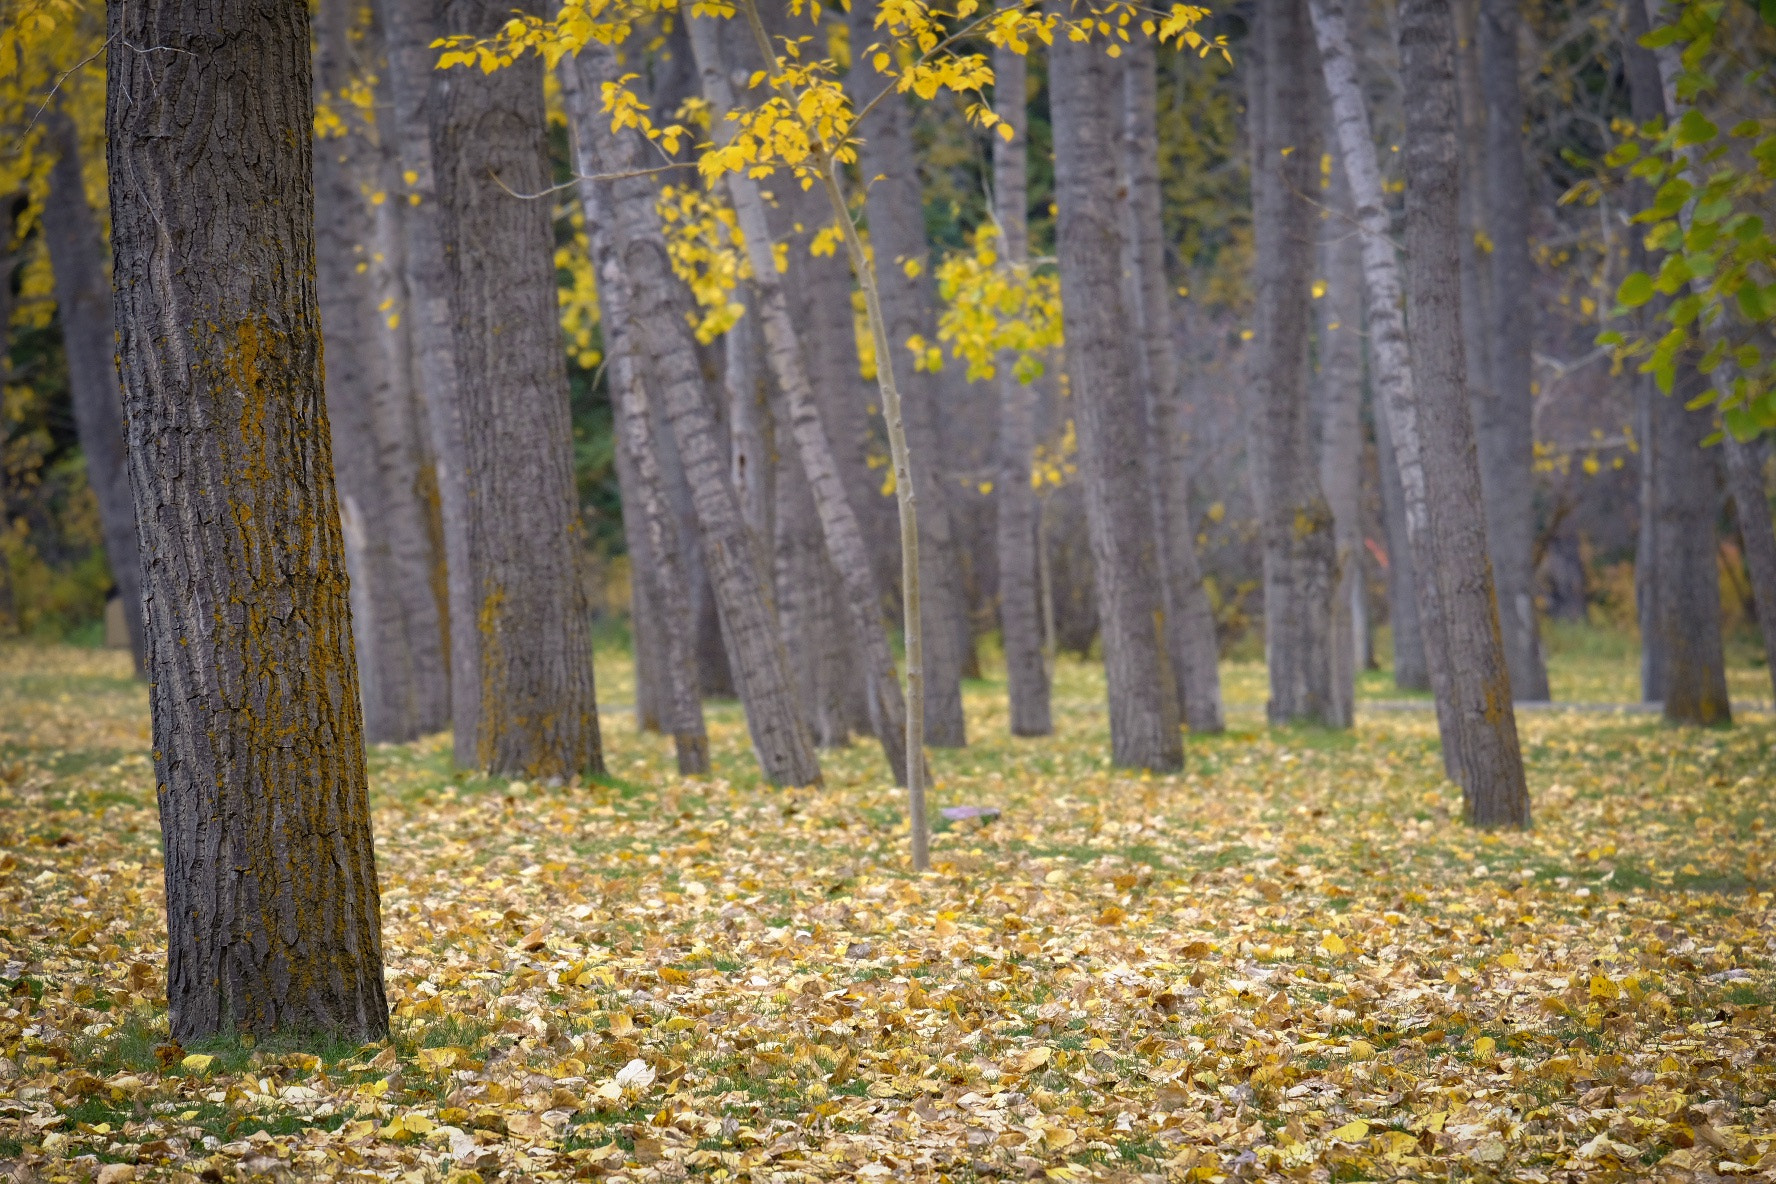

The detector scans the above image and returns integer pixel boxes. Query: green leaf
[1734,342,1763,371]
[1731,120,1762,138]
[1616,272,1656,308]
[1595,329,1626,347]
[1604,141,1641,168]
[1692,196,1732,225]
[1654,253,1693,294]
[1762,0,1776,27]
[1674,109,1719,149]
[1650,176,1695,218]
[1739,285,1769,322]
[1638,23,1683,48]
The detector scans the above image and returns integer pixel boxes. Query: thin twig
[487,160,698,200]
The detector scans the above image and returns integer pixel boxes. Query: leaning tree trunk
[1122,34,1225,734]
[107,0,388,1039]
[992,36,1053,738]
[429,0,603,780]
[1248,0,1340,727]
[563,35,823,786]
[313,0,450,744]
[1310,0,1461,778]
[40,110,145,673]
[682,13,916,786]
[1049,22,1183,772]
[847,0,970,748]
[1475,0,1549,701]
[1619,1,1729,724]
[1317,146,1367,726]
[1398,0,1530,826]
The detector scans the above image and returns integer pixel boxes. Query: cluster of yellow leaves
[928,225,1062,384]
[657,184,750,343]
[1031,416,1078,489]
[3,643,1773,1182]
[556,215,605,370]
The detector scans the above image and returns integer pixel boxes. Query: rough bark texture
[1619,4,1729,724]
[1049,24,1182,772]
[684,12,916,785]
[565,35,823,786]
[429,0,602,780]
[1122,35,1225,734]
[1248,0,1341,727]
[1398,0,1530,826]
[376,0,481,766]
[106,0,389,1039]
[1317,152,1366,726]
[1310,0,1461,776]
[313,0,450,744]
[991,38,1052,738]
[1475,0,1549,701]
[615,426,667,734]
[847,0,969,748]
[41,110,145,673]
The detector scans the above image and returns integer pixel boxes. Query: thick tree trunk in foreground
[565,35,822,786]
[1619,5,1729,724]
[992,39,1053,738]
[313,0,450,744]
[1310,0,1461,777]
[847,0,969,748]
[107,0,388,1039]
[430,0,602,780]
[1050,25,1182,772]
[1398,0,1530,826]
[684,12,915,785]
[1318,154,1366,725]
[1249,0,1340,727]
[1123,35,1225,734]
[1475,0,1549,701]
[41,111,145,673]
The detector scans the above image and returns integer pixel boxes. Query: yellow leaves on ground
[1,643,1774,1181]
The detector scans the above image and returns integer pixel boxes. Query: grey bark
[1248,0,1341,727]
[615,427,667,733]
[1049,21,1183,771]
[0,201,18,632]
[1318,151,1366,725]
[1723,436,1776,698]
[1398,0,1530,825]
[1475,0,1550,700]
[41,110,145,674]
[682,12,916,784]
[564,34,823,786]
[992,37,1052,737]
[313,0,450,744]
[107,0,388,1038]
[1373,385,1429,689]
[1619,2,1730,723]
[428,0,602,780]
[1122,34,1225,734]
[846,0,969,747]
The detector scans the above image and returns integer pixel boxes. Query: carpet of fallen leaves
[2,636,1774,1184]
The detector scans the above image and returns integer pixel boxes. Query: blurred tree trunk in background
[1122,34,1225,734]
[107,0,389,1038]
[1050,20,1182,772]
[1476,0,1550,701]
[1374,391,1429,691]
[1248,0,1341,726]
[41,111,144,673]
[1317,146,1366,724]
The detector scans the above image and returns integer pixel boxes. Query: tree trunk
[1724,436,1776,700]
[40,110,145,673]
[1373,388,1430,690]
[1249,0,1340,727]
[563,34,823,786]
[1318,147,1366,725]
[616,428,667,733]
[1310,0,1463,779]
[1398,0,1530,826]
[1475,0,1550,701]
[375,0,481,765]
[1050,23,1183,772]
[313,0,450,744]
[1122,34,1225,734]
[847,0,969,748]
[681,13,915,785]
[992,37,1053,738]
[107,0,389,1039]
[1619,2,1730,724]
[0,204,19,633]
[428,0,602,780]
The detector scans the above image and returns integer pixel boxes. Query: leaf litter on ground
[0,641,1773,1183]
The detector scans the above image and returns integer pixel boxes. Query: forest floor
[1,629,1773,1184]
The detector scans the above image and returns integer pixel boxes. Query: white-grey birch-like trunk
[681,10,917,789]
[992,35,1053,737]
[1397,0,1530,827]
[1121,33,1226,734]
